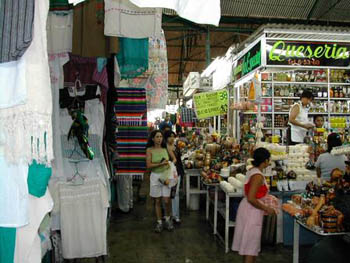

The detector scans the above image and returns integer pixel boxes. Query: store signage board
[234,41,261,81]
[193,89,228,119]
[266,40,350,67]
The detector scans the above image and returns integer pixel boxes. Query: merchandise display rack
[238,71,350,136]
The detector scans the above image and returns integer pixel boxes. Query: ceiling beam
[163,25,254,33]
[162,14,207,32]
[316,0,343,20]
[307,0,321,20]
[169,58,206,62]
[167,44,228,48]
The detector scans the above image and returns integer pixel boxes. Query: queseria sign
[266,40,350,67]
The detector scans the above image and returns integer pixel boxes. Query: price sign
[193,90,228,119]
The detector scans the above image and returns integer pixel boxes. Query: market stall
[230,24,350,146]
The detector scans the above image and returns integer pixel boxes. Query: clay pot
[195,160,204,168]
[196,153,204,160]
[204,157,211,167]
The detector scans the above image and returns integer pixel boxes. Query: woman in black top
[163,130,184,223]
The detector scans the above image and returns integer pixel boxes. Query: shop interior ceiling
[163,0,350,88]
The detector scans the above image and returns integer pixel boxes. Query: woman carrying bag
[146,130,176,233]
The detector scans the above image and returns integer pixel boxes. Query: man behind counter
[288,90,314,145]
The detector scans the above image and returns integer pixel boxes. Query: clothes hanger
[67,73,85,110]
[67,160,85,186]
[68,139,88,159]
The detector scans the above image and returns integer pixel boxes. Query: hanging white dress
[104,0,162,38]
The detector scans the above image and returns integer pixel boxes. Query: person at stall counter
[232,147,276,263]
[315,133,347,181]
[288,90,314,145]
[164,130,184,224]
[314,115,324,129]
[146,130,176,233]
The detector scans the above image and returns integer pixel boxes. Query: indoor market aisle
[106,177,297,263]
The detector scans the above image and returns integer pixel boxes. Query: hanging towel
[0,0,53,165]
[117,37,149,79]
[27,160,52,198]
[128,30,168,110]
[0,0,35,63]
[0,228,16,263]
[129,0,221,26]
[104,0,162,38]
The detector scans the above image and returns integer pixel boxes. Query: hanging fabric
[115,86,148,179]
[49,0,72,11]
[63,54,109,106]
[72,0,119,58]
[117,37,149,79]
[14,190,54,263]
[0,0,35,63]
[129,0,221,26]
[128,30,168,110]
[104,0,162,38]
[0,228,16,263]
[115,87,147,125]
[47,11,73,54]
[0,0,53,165]
[51,178,108,259]
[0,58,27,109]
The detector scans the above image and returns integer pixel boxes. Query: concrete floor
[106,178,298,263]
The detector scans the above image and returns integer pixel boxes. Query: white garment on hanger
[104,0,162,38]
[0,58,26,109]
[129,0,221,26]
[49,53,70,179]
[47,12,73,54]
[14,190,54,263]
[52,178,109,259]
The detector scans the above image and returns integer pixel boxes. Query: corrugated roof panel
[164,0,350,24]
[221,0,315,20]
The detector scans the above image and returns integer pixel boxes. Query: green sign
[266,40,350,67]
[234,42,261,81]
[193,90,228,119]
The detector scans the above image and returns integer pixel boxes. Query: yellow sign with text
[193,90,228,119]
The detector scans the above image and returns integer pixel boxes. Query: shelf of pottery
[238,69,350,133]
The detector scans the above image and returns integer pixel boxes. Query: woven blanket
[115,87,148,179]
[115,87,146,126]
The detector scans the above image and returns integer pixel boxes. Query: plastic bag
[159,162,178,188]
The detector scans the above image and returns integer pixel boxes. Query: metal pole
[206,26,211,66]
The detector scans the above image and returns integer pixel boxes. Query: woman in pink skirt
[232,148,276,263]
